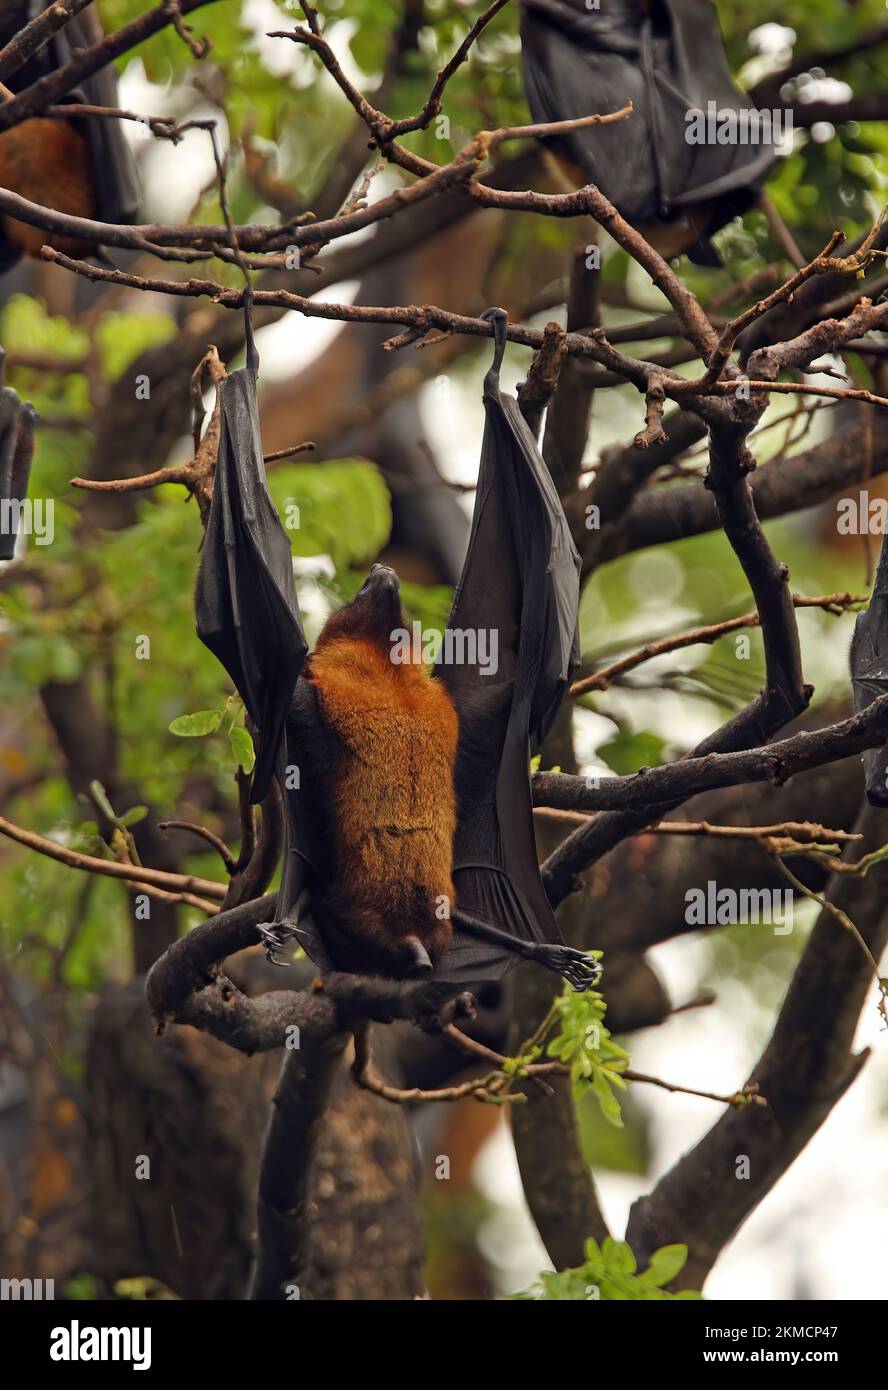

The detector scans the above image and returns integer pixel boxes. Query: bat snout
[357,563,402,610]
[362,562,400,594]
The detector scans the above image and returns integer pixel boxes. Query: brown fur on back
[0,118,97,259]
[308,633,458,960]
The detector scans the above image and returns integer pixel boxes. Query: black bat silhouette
[195,300,597,991]
[0,0,139,270]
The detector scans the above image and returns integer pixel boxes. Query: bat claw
[532,944,601,993]
[258,922,299,965]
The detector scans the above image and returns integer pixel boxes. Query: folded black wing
[520,0,775,247]
[0,356,37,562]
[851,536,888,807]
[433,308,581,983]
[195,302,308,804]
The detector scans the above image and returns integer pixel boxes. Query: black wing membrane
[851,535,888,806]
[0,353,37,562]
[520,0,776,263]
[433,308,590,987]
[195,299,309,805]
[0,1,139,270]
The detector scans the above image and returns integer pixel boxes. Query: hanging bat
[0,0,139,270]
[520,0,777,265]
[0,349,36,561]
[851,537,888,807]
[195,299,598,990]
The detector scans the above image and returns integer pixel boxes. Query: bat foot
[397,934,434,979]
[258,921,299,966]
[531,944,601,993]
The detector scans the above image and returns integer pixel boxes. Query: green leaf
[640,1244,689,1288]
[583,1236,602,1263]
[119,806,149,829]
[602,1238,637,1275]
[89,780,116,822]
[592,1070,624,1127]
[230,725,256,774]
[168,710,223,737]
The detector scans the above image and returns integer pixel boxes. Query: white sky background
[115,13,887,1301]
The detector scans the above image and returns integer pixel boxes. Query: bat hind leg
[452,909,601,992]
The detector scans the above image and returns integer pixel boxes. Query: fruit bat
[520,0,778,265]
[0,0,139,269]
[851,536,888,807]
[0,349,36,561]
[195,300,598,990]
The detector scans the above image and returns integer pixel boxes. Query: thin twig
[158,819,237,871]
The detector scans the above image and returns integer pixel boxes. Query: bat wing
[520,0,775,248]
[16,1,139,226]
[195,301,308,805]
[0,365,37,563]
[851,538,888,806]
[433,308,581,983]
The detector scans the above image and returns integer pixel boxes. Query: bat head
[316,563,405,651]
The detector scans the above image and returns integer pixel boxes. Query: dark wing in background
[26,0,140,226]
[433,308,581,984]
[0,351,37,562]
[195,302,309,806]
[851,536,888,807]
[0,1,139,269]
[520,0,776,264]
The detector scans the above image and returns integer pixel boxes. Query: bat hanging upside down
[0,0,138,270]
[0,117,99,261]
[195,300,598,990]
[520,0,778,265]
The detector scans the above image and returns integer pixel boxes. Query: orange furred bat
[0,1,138,270]
[0,118,98,260]
[301,573,460,977]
